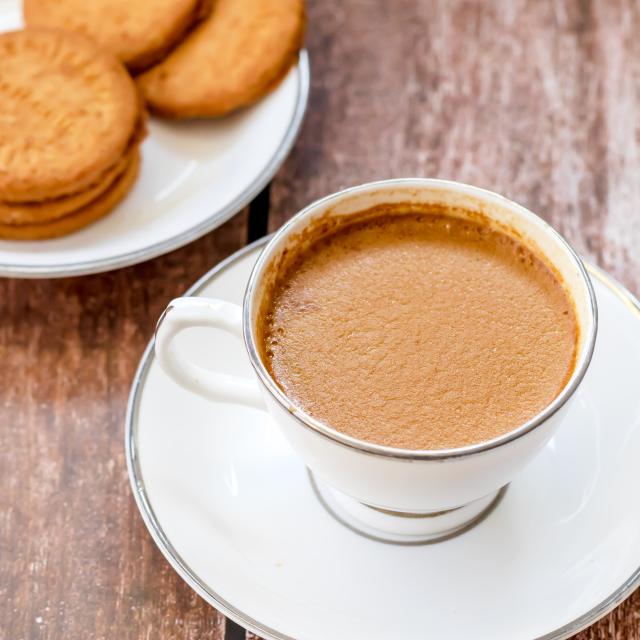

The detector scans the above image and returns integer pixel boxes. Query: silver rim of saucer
[0,52,310,278]
[125,237,640,640]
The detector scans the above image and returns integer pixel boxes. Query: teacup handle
[154,297,265,409]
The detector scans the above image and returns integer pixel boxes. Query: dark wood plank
[0,211,247,640]
[267,1,640,638]
[247,184,272,243]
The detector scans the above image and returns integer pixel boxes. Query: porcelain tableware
[154,179,598,540]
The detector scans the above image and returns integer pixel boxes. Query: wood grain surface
[1,1,640,639]
[0,214,247,640]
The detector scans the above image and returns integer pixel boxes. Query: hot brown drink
[259,205,578,450]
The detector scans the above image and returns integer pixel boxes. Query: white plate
[126,239,640,640]
[0,5,309,277]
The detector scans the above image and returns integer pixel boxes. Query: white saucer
[126,239,640,640]
[0,4,308,277]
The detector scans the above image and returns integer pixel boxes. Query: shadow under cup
[243,179,598,542]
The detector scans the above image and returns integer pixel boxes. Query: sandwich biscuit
[0,150,131,224]
[0,149,140,240]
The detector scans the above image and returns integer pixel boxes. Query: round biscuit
[0,149,140,240]
[23,0,211,72]
[0,29,139,202]
[137,0,306,118]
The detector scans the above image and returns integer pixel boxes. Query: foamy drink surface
[260,209,577,450]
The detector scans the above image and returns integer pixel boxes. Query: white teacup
[155,179,597,541]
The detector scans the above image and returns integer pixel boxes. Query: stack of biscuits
[0,30,145,240]
[0,0,305,240]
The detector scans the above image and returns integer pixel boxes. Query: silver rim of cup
[242,178,599,461]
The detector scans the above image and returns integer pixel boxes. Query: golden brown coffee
[259,206,578,450]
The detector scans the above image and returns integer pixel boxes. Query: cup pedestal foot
[309,471,506,544]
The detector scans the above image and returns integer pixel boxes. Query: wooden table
[2,1,639,638]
